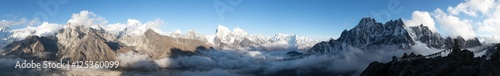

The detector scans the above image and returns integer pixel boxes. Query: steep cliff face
[444,36,482,49]
[3,36,59,60]
[63,28,117,62]
[309,18,414,53]
[116,29,212,59]
[0,27,12,48]
[308,17,483,54]
[408,24,446,48]
[133,29,210,59]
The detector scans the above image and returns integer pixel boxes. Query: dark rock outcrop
[444,36,482,49]
[361,44,500,76]
[309,18,414,53]
[286,51,302,56]
[408,24,445,48]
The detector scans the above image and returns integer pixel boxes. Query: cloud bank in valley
[111,46,413,76]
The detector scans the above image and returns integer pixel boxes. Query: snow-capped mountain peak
[0,27,12,48]
[216,25,231,37]
[164,25,317,50]
[232,27,248,36]
[0,27,10,32]
[269,33,296,43]
[214,25,253,45]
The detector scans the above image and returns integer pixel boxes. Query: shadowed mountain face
[3,36,59,60]
[408,24,445,48]
[308,17,482,54]
[2,25,210,62]
[362,44,500,76]
[135,29,210,59]
[309,18,414,54]
[65,28,117,62]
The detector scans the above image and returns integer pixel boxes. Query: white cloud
[0,18,26,27]
[174,29,182,34]
[404,11,437,32]
[67,10,108,28]
[102,18,166,36]
[434,0,500,42]
[63,10,167,36]
[476,2,500,43]
[103,23,127,35]
[28,18,40,27]
[10,22,63,40]
[439,0,498,42]
[447,0,496,17]
[127,19,141,26]
[35,22,64,36]
[433,8,477,40]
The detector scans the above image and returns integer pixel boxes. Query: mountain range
[0,24,318,62]
[0,17,487,62]
[0,17,494,76]
[166,25,318,51]
[308,17,482,54]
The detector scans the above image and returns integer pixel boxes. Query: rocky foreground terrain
[362,42,500,76]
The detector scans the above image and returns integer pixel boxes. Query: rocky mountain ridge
[308,17,482,54]
[167,25,318,51]
[1,24,210,62]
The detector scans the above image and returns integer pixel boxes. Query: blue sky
[0,0,479,41]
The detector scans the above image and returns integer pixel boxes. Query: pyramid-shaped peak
[216,25,230,34]
[144,29,159,35]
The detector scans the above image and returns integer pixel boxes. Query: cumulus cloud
[28,18,40,27]
[433,8,477,40]
[405,0,500,42]
[63,10,167,36]
[67,10,108,27]
[174,29,182,34]
[447,0,496,17]
[10,22,63,40]
[102,18,166,36]
[404,11,437,32]
[476,2,500,43]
